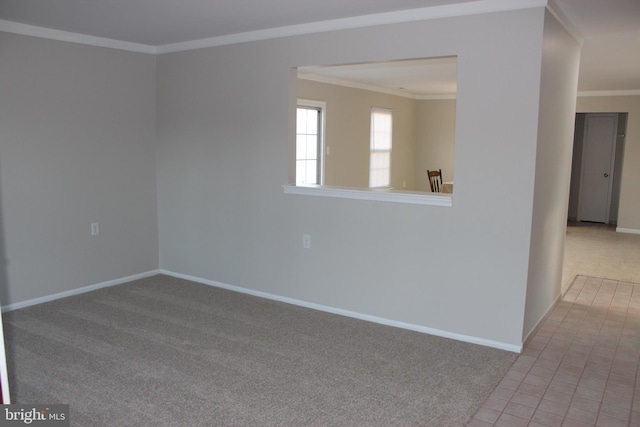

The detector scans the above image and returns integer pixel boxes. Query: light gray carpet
[562,222,640,294]
[4,275,517,426]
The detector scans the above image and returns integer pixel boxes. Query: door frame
[577,113,618,223]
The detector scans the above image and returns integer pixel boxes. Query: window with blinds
[369,107,393,188]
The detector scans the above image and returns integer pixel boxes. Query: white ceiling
[298,57,460,99]
[0,0,475,45]
[0,0,638,94]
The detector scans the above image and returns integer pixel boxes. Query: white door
[578,114,618,223]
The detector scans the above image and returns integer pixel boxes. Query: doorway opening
[568,112,627,226]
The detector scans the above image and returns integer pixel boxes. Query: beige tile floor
[468,275,640,426]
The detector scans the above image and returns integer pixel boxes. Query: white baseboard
[2,270,161,313]
[616,227,640,235]
[2,268,523,352]
[160,269,522,353]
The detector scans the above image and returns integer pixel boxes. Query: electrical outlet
[91,222,100,236]
[303,234,311,249]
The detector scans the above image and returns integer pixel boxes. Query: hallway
[469,275,640,426]
[562,222,640,294]
[469,224,640,426]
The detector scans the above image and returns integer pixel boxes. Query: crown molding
[0,19,156,54]
[545,0,584,46]
[418,94,458,100]
[578,90,640,97]
[1,0,548,54]
[157,0,547,53]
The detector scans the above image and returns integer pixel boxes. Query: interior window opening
[296,100,325,185]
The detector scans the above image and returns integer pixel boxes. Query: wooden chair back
[427,169,443,192]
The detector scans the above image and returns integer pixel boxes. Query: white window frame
[296,99,326,186]
[369,107,393,189]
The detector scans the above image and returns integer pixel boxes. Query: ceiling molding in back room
[578,90,640,97]
[0,0,547,55]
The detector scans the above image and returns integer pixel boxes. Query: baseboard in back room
[616,227,640,235]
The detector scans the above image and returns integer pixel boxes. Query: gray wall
[156,7,562,349]
[568,114,586,220]
[611,114,628,223]
[524,9,581,339]
[0,5,581,350]
[0,33,159,305]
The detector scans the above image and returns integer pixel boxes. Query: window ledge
[282,184,452,206]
